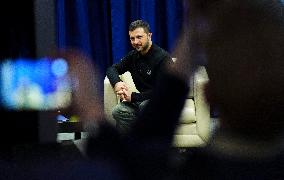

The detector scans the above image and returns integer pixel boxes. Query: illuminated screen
[0,57,72,110]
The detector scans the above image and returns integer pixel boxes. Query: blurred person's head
[128,20,152,54]
[194,0,284,140]
[54,49,104,130]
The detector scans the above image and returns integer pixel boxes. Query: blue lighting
[51,58,68,77]
[0,57,72,110]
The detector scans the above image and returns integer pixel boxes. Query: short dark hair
[129,20,150,33]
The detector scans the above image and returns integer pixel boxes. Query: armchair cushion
[179,99,196,124]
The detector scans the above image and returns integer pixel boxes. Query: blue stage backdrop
[56,0,186,94]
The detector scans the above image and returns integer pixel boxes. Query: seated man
[106,19,173,134]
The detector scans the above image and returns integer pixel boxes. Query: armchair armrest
[104,76,119,125]
[194,66,210,142]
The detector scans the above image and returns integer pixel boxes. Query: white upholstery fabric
[179,99,196,123]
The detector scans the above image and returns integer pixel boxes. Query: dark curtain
[56,0,112,76]
[56,0,186,94]
[56,0,112,96]
[0,1,36,59]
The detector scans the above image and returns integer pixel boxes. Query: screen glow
[0,58,72,110]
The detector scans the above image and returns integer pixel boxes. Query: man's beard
[141,40,150,52]
[135,38,150,53]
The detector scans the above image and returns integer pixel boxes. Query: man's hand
[116,88,132,102]
[122,88,132,102]
[114,81,130,101]
[116,89,126,101]
[114,81,128,92]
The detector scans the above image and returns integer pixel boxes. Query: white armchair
[104,66,210,147]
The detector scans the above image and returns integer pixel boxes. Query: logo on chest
[138,67,152,76]
[137,62,152,76]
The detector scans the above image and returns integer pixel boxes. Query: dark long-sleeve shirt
[106,43,173,102]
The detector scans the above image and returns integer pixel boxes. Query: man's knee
[112,105,122,119]
[112,103,136,120]
[111,103,138,134]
